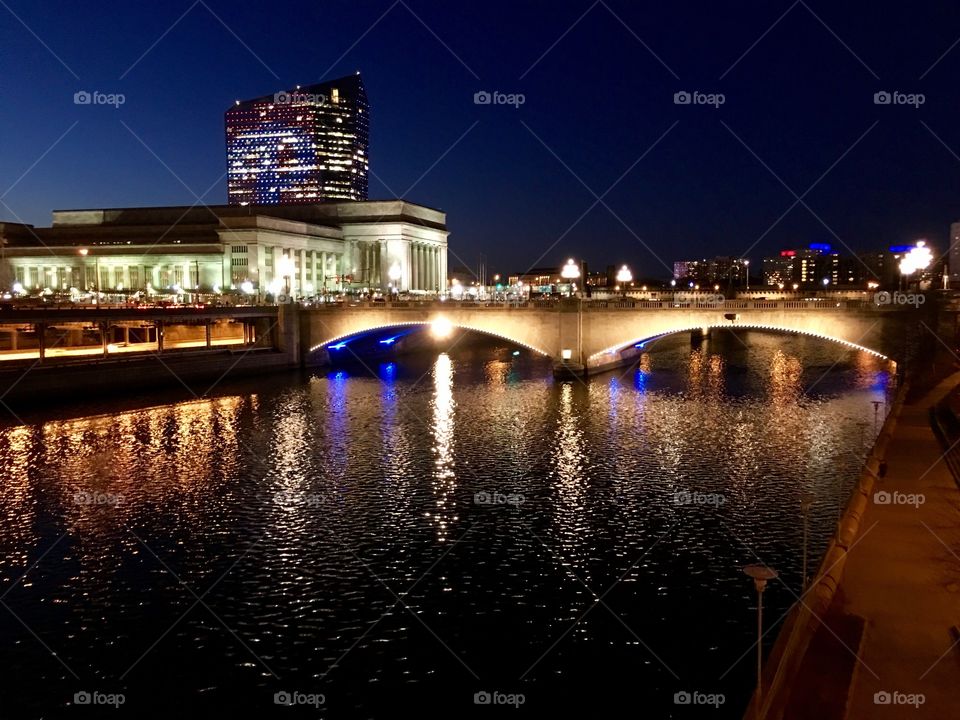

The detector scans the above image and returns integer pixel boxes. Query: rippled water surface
[0,330,893,717]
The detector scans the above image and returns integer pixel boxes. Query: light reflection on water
[0,331,894,716]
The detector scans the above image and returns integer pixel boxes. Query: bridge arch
[587,323,890,368]
[306,317,552,361]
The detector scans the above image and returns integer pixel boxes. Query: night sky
[2,0,959,278]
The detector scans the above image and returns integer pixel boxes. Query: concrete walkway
[798,374,960,718]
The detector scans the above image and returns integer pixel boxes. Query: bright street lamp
[276,253,295,298]
[899,240,933,290]
[615,265,632,297]
[561,258,580,297]
[388,262,401,296]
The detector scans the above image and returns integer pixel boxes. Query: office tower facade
[225,73,369,205]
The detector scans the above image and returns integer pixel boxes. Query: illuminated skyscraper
[225,73,369,205]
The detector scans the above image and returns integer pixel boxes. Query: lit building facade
[764,243,877,288]
[0,201,447,297]
[672,256,745,284]
[225,74,369,205]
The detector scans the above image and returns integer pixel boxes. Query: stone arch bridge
[298,298,923,376]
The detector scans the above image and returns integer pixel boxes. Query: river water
[0,329,893,717]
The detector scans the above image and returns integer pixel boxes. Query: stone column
[418,244,425,290]
[410,244,417,290]
[380,239,389,293]
[440,244,447,292]
[299,249,307,297]
[405,242,413,292]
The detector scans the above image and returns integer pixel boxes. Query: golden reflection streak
[0,426,37,567]
[552,382,587,562]
[427,353,458,542]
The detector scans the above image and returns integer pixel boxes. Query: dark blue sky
[2,0,959,277]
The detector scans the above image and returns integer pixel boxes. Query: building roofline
[48,200,447,231]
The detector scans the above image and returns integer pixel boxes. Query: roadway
[0,337,245,363]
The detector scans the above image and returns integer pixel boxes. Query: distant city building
[763,250,796,287]
[761,243,860,287]
[672,256,745,285]
[509,263,589,294]
[586,265,616,288]
[225,73,369,205]
[0,201,447,297]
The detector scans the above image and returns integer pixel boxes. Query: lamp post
[744,259,750,291]
[276,253,295,301]
[388,262,401,298]
[899,240,933,291]
[615,265,632,298]
[561,258,580,298]
[79,248,99,304]
[743,563,778,719]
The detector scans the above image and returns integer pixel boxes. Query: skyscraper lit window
[225,73,369,204]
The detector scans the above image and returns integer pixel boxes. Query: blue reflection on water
[379,362,397,382]
[871,370,890,392]
[634,367,647,392]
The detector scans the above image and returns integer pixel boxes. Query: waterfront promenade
[782,372,960,719]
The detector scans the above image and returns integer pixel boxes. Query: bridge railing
[308,299,881,312]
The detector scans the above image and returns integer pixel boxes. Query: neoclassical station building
[0,201,448,297]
